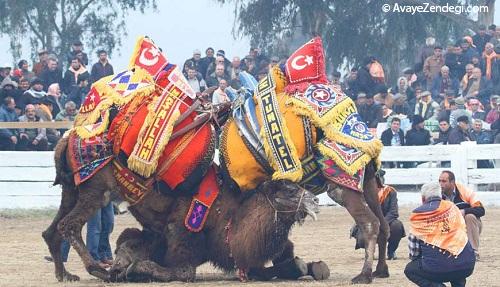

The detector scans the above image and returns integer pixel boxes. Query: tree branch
[61,0,67,31]
[23,11,45,46]
[68,0,97,29]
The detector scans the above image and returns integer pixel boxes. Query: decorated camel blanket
[222,37,382,193]
[67,37,214,200]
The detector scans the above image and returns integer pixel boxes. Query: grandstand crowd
[1,24,500,151]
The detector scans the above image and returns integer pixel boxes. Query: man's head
[478,24,487,36]
[97,50,108,62]
[485,42,494,54]
[18,59,29,70]
[420,91,431,103]
[72,40,83,52]
[47,58,58,71]
[491,95,499,107]
[465,64,474,76]
[70,57,81,70]
[356,93,367,105]
[30,77,44,91]
[440,65,450,78]
[412,115,425,129]
[218,79,228,90]
[232,56,241,68]
[3,97,15,111]
[193,49,201,61]
[270,56,279,67]
[439,119,450,132]
[38,50,48,61]
[425,37,436,47]
[19,78,30,91]
[472,119,482,133]
[187,67,197,79]
[439,171,456,195]
[421,182,442,203]
[65,101,77,116]
[215,64,225,77]
[457,115,469,131]
[331,71,341,85]
[398,77,408,89]
[205,47,214,58]
[390,117,401,132]
[433,46,443,58]
[469,98,480,112]
[350,67,358,79]
[24,104,36,119]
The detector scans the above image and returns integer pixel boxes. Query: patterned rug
[317,152,365,192]
[67,131,113,186]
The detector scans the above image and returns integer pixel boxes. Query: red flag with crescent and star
[129,36,168,77]
[284,37,328,93]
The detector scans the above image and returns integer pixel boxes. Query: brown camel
[324,162,390,283]
[42,137,324,282]
[108,179,326,282]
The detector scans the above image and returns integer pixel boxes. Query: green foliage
[0,0,156,64]
[222,0,490,82]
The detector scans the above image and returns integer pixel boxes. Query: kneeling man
[405,182,475,287]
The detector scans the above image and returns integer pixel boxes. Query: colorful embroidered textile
[185,166,220,232]
[129,36,169,78]
[112,160,149,205]
[255,72,302,181]
[410,200,468,256]
[316,138,372,176]
[67,131,113,186]
[284,37,328,93]
[378,185,395,203]
[317,154,365,192]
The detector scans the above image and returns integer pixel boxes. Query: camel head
[259,180,319,224]
[110,228,157,282]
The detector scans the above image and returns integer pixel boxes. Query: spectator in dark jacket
[468,98,486,121]
[470,119,494,168]
[17,77,46,111]
[431,65,459,101]
[381,117,405,146]
[68,74,90,108]
[39,58,63,92]
[405,115,431,146]
[355,57,378,96]
[435,119,451,145]
[357,93,383,128]
[198,47,215,80]
[391,93,412,116]
[90,50,114,84]
[445,44,466,80]
[405,182,476,287]
[472,25,492,55]
[463,68,492,106]
[66,40,88,67]
[448,115,471,144]
[182,49,202,75]
[63,57,89,95]
[0,97,19,150]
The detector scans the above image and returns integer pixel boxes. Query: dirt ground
[0,206,498,287]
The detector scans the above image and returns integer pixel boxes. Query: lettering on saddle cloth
[257,74,300,176]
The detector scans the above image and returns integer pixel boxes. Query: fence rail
[1,143,500,209]
[0,121,73,129]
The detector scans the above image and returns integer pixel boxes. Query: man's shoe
[475,251,480,261]
[387,252,397,260]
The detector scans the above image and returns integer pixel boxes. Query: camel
[42,136,326,282]
[107,179,326,282]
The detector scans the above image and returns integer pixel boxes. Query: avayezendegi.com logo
[382,3,489,15]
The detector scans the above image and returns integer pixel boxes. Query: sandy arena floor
[0,206,498,287]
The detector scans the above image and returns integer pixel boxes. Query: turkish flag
[285,37,328,93]
[130,37,168,77]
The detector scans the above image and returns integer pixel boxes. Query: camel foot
[372,264,389,278]
[351,272,372,284]
[307,261,330,280]
[63,271,80,282]
[87,263,110,281]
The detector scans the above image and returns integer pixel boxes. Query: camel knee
[359,219,380,241]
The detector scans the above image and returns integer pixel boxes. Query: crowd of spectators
[2,24,500,153]
[0,40,113,151]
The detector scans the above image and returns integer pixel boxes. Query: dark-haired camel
[108,179,325,282]
[42,137,325,282]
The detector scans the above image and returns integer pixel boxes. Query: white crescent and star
[290,55,314,70]
[139,46,160,66]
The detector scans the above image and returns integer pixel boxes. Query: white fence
[1,143,500,209]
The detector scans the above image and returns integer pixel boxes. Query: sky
[0,0,252,69]
[0,0,499,69]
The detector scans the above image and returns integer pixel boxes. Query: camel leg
[126,260,196,282]
[328,183,379,284]
[42,185,80,282]
[57,170,115,281]
[363,177,389,278]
